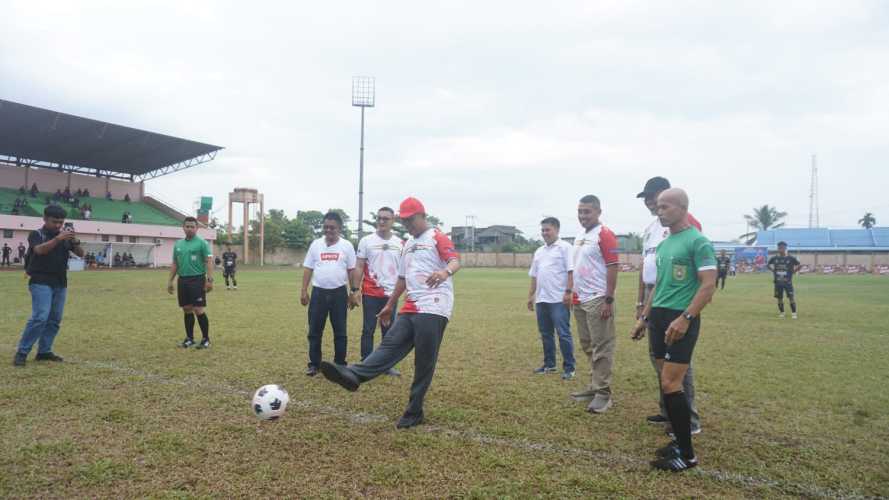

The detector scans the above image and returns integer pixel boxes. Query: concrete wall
[212,242,307,266]
[0,164,142,201]
[0,213,214,267]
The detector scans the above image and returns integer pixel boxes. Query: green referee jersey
[653,226,717,310]
[173,236,212,277]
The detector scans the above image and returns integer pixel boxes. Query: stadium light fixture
[352,76,375,239]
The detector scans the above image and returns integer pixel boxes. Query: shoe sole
[395,418,424,429]
[319,362,359,392]
[571,395,596,402]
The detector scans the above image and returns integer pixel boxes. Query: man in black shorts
[768,241,800,319]
[222,245,238,290]
[167,217,214,349]
[716,250,731,290]
[631,188,717,472]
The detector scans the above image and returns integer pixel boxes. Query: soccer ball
[252,384,290,420]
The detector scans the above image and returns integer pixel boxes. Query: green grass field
[1,268,887,498]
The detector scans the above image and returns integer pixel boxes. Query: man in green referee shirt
[167,217,215,349]
[631,188,717,472]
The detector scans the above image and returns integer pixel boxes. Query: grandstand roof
[756,227,889,251]
[0,99,222,181]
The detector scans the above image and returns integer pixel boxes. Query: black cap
[636,176,671,198]
[777,241,788,247]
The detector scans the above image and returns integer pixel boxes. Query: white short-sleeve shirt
[303,237,357,290]
[529,240,574,303]
[356,232,402,297]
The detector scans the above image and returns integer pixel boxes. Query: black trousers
[361,295,392,360]
[307,286,348,368]
[349,313,448,418]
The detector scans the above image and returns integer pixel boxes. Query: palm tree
[739,205,787,244]
[859,212,876,229]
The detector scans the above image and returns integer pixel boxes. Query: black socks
[196,313,209,340]
[664,390,695,459]
[184,314,195,340]
[790,302,797,313]
[778,302,785,313]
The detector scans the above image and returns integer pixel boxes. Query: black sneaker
[533,366,558,375]
[319,361,359,392]
[305,366,318,376]
[196,339,211,350]
[647,414,669,424]
[180,338,195,348]
[655,441,681,458]
[35,352,64,362]
[396,412,424,429]
[13,352,27,367]
[651,455,698,472]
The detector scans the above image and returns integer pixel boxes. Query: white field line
[61,357,878,500]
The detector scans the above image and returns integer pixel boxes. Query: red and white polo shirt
[356,232,403,298]
[400,228,459,319]
[303,237,356,290]
[573,224,619,303]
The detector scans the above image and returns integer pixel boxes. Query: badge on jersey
[672,264,687,281]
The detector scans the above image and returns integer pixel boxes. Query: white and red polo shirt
[573,224,619,303]
[356,232,402,298]
[303,237,356,290]
[641,213,702,286]
[400,228,459,319]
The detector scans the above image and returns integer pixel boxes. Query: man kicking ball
[319,197,460,429]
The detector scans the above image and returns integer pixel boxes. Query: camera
[63,222,74,231]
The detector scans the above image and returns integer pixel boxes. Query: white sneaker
[779,313,785,319]
[792,313,798,319]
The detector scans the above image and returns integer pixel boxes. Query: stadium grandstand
[716,227,889,274]
[0,99,221,268]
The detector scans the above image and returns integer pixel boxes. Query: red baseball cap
[398,197,426,219]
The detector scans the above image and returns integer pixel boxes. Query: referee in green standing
[167,217,215,349]
[631,188,717,472]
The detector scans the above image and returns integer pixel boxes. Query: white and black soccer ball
[252,384,290,420]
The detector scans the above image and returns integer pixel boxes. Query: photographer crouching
[13,205,84,366]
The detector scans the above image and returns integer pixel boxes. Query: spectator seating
[0,187,180,225]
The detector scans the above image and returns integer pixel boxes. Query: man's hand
[377,303,394,328]
[349,292,361,310]
[630,318,647,341]
[635,304,644,320]
[527,298,535,311]
[205,279,213,293]
[300,290,309,306]
[425,270,449,288]
[600,302,613,320]
[167,281,175,295]
[665,316,690,346]
[562,292,573,308]
[55,231,76,242]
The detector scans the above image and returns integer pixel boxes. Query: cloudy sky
[3,1,888,241]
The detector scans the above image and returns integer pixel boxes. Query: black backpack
[24,229,47,275]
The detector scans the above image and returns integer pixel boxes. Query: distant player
[767,241,800,319]
[716,250,731,290]
[167,217,214,349]
[222,245,238,290]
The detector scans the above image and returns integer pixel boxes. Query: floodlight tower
[352,76,375,239]
[808,154,820,228]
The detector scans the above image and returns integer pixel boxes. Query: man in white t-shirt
[527,217,576,379]
[570,195,620,414]
[352,206,403,376]
[633,176,701,434]
[301,211,358,376]
[320,197,460,429]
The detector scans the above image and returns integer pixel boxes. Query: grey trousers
[644,285,701,429]
[348,313,448,418]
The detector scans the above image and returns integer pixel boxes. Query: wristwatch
[351,287,359,293]
[682,311,694,321]
[604,296,614,305]
[446,268,454,276]
[207,277,214,283]
[564,288,573,294]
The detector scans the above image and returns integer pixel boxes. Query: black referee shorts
[178,275,207,308]
[774,282,795,300]
[649,307,700,364]
[223,266,236,278]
